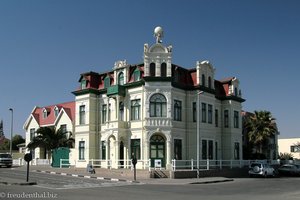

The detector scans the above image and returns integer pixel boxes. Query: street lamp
[197,91,203,178]
[9,108,13,155]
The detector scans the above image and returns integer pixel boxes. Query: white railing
[171,159,282,171]
[145,118,172,126]
[13,158,51,166]
[60,159,70,168]
[89,159,151,170]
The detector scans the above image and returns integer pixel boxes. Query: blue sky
[0,0,299,139]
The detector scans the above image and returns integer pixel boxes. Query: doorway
[150,135,165,167]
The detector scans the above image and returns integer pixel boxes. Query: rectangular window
[174,100,182,121]
[208,104,213,124]
[102,141,106,159]
[208,140,213,159]
[224,110,229,128]
[79,105,86,125]
[79,141,85,160]
[234,142,240,160]
[174,139,182,160]
[234,111,239,128]
[119,102,124,121]
[291,146,300,153]
[202,140,207,159]
[201,103,206,123]
[108,103,111,121]
[131,99,141,120]
[215,109,219,127]
[215,142,218,160]
[193,102,197,122]
[102,104,107,123]
[131,139,141,159]
[60,124,67,133]
[30,128,35,140]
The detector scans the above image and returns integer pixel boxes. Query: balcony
[107,85,126,97]
[145,117,172,127]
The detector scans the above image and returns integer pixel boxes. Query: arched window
[202,74,206,86]
[161,63,167,77]
[208,76,212,89]
[150,93,167,117]
[118,72,124,85]
[174,100,182,121]
[150,63,156,76]
[133,68,140,81]
[104,76,110,88]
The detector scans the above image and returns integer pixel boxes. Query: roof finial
[154,26,163,43]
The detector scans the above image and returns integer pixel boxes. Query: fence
[13,158,50,166]
[88,159,151,170]
[171,159,284,171]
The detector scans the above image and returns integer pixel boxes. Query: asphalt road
[1,168,300,200]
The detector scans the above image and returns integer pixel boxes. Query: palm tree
[245,110,277,156]
[27,127,74,157]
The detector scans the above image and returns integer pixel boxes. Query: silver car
[249,162,275,177]
[0,153,13,168]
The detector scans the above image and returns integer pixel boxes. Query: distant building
[278,138,300,159]
[71,27,245,169]
[23,102,75,159]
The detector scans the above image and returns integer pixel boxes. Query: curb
[33,170,139,184]
[189,178,234,184]
[0,181,37,186]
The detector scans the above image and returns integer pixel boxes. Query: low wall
[171,167,249,179]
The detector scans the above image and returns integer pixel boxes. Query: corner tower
[143,26,172,77]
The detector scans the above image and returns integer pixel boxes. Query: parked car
[278,164,300,176]
[249,162,275,177]
[0,153,13,168]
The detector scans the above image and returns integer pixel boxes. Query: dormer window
[161,63,167,77]
[234,87,238,96]
[104,76,111,88]
[202,74,206,86]
[42,109,48,119]
[133,68,140,81]
[150,63,156,76]
[208,76,212,89]
[81,78,87,89]
[118,72,124,85]
[54,106,59,117]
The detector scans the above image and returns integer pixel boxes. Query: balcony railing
[145,117,172,126]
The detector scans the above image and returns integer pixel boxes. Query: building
[72,27,245,169]
[278,138,300,160]
[23,102,75,160]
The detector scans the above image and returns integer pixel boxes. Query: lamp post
[9,108,13,155]
[196,91,203,178]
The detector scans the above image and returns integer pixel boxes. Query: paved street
[1,167,300,200]
[0,168,137,189]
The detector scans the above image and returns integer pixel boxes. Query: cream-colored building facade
[278,138,300,159]
[23,102,75,160]
[72,27,245,169]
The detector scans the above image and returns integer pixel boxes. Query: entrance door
[150,135,165,167]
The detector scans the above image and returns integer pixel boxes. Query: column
[166,140,172,170]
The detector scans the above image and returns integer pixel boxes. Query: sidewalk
[3,165,234,185]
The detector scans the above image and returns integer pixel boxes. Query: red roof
[32,101,75,126]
